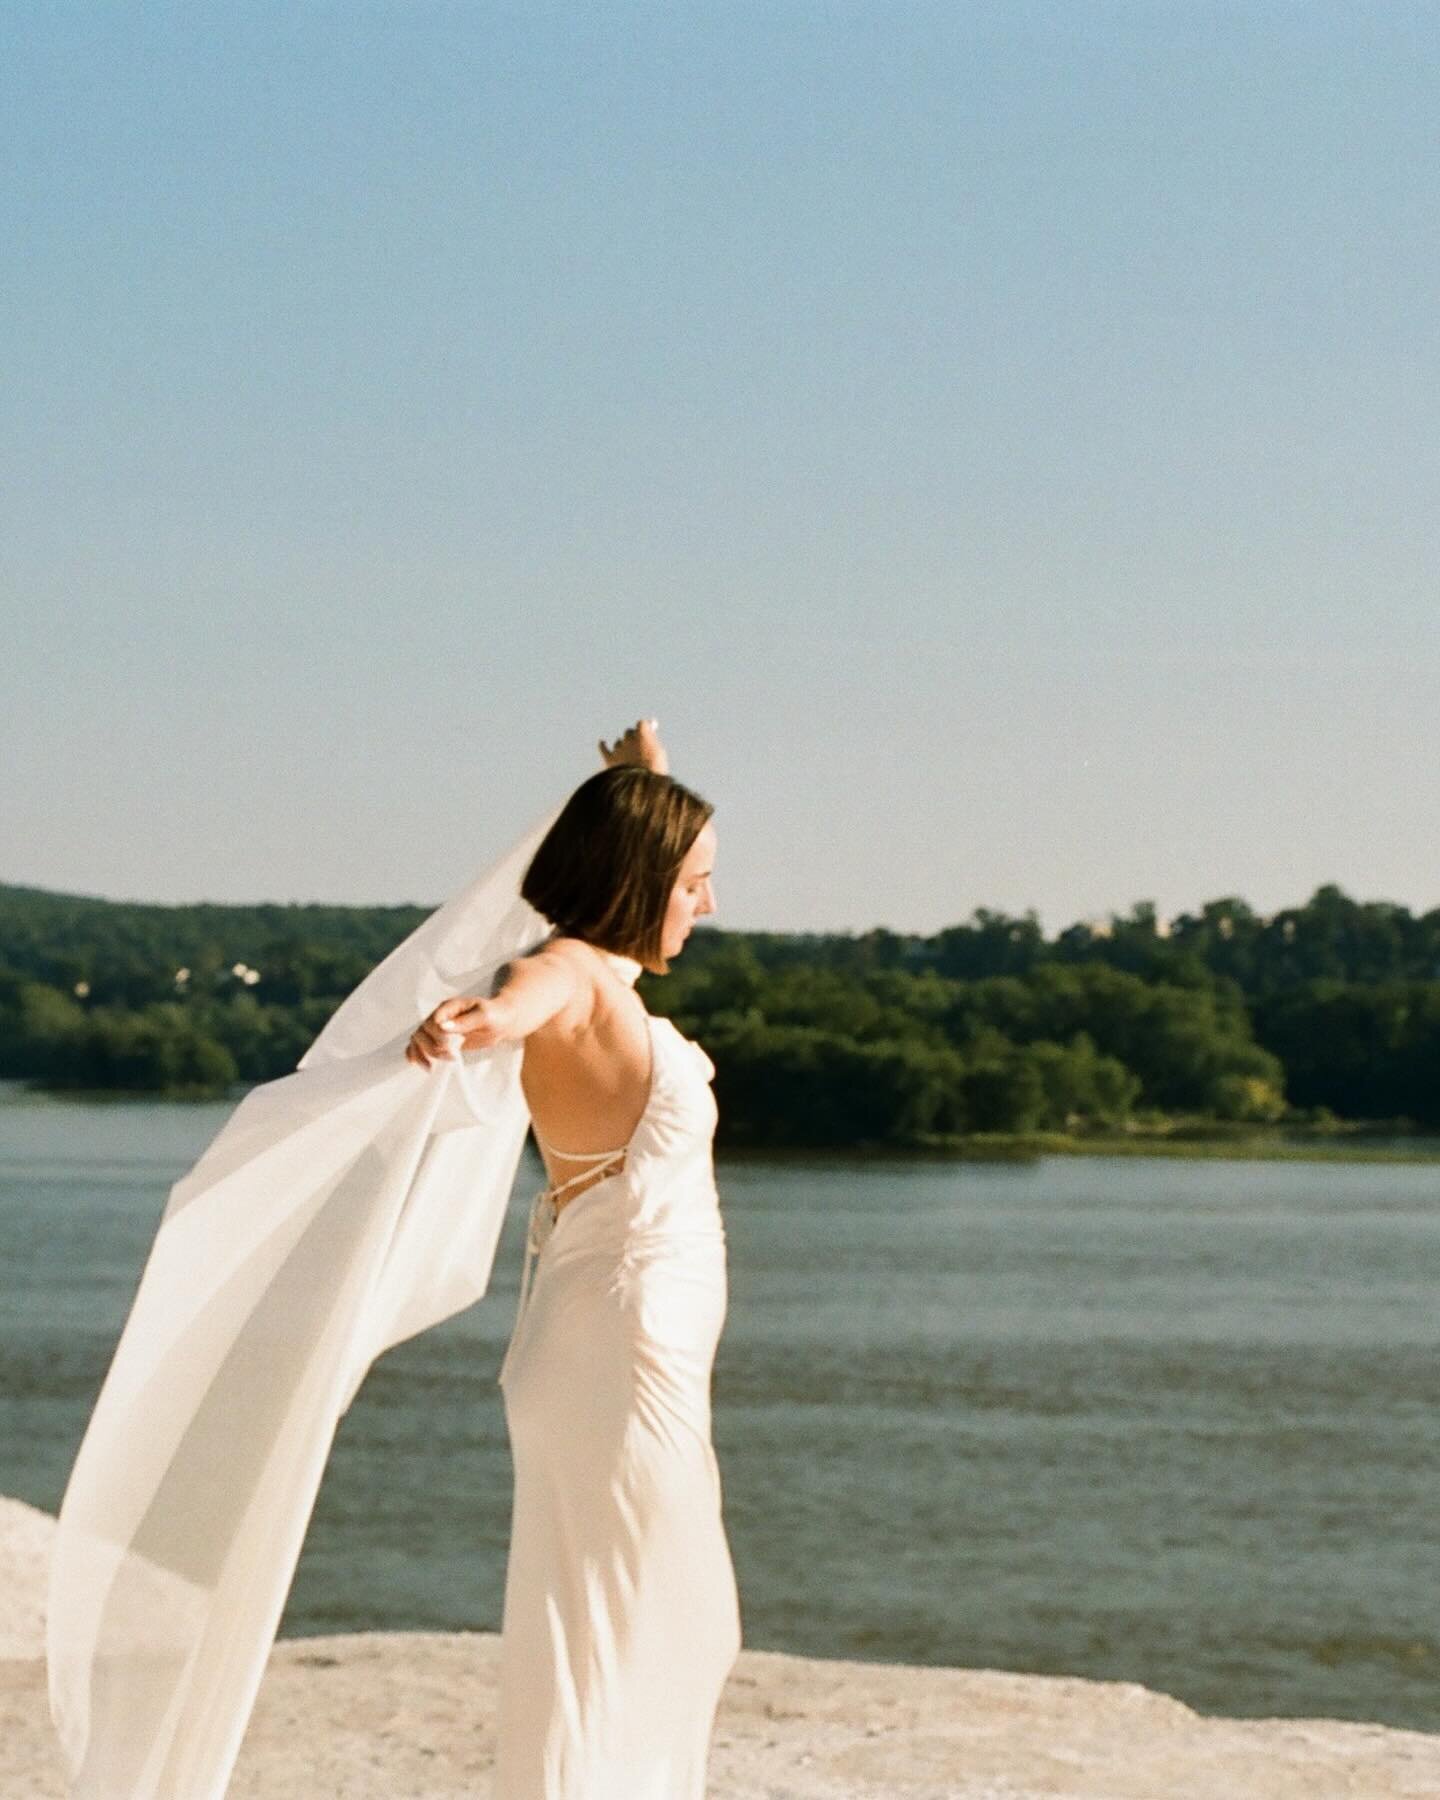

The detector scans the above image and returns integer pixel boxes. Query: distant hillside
[3,878,1439,1136]
[0,880,432,1007]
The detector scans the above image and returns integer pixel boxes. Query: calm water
[3,1085,1437,1733]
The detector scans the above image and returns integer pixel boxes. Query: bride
[45,719,740,1800]
[407,718,741,1797]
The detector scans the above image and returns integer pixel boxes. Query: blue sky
[3,3,1436,934]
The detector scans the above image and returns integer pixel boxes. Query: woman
[46,720,737,1800]
[406,718,742,1798]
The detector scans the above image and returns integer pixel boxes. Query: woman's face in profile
[660,821,718,961]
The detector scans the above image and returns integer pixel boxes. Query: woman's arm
[408,718,665,1070]
[406,946,581,1069]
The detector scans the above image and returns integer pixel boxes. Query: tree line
[2,878,1438,1145]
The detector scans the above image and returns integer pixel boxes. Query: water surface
[3,1086,1435,1731]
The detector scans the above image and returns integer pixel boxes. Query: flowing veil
[46,797,563,1798]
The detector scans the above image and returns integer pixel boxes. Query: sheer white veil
[46,797,563,1798]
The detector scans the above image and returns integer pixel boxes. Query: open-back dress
[493,1003,742,1798]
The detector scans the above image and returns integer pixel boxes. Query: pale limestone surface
[7,1497,1440,1799]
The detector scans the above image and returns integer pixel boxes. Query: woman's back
[517,935,655,1211]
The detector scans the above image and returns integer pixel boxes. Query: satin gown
[494,1011,742,1798]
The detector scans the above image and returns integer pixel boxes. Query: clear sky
[3,3,1436,935]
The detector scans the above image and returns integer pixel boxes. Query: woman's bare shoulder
[503,937,598,1029]
[505,934,588,968]
[528,934,604,971]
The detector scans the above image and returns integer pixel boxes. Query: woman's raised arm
[407,717,667,1071]
[599,717,668,773]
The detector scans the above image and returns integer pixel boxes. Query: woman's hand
[599,717,668,775]
[406,994,510,1070]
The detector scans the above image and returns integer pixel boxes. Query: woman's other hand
[406,994,508,1069]
[599,718,668,775]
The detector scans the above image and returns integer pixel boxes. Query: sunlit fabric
[46,802,560,1797]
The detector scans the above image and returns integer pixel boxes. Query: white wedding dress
[494,998,742,1798]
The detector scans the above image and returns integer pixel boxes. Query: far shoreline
[723,1135,1440,1167]
[6,1081,1440,1166]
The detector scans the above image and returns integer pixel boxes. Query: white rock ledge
[6,1497,1438,1798]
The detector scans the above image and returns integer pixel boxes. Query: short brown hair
[520,765,714,973]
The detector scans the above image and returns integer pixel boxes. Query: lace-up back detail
[533,1136,631,1209]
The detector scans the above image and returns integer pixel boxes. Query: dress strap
[533,1134,630,1162]
[543,1156,626,1205]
